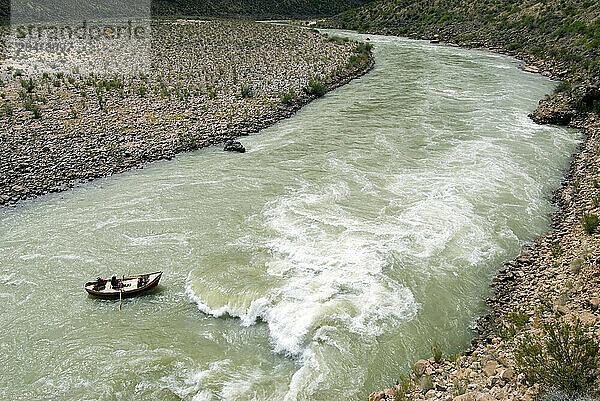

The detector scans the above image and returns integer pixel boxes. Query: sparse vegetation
[581,212,599,234]
[19,78,36,93]
[152,0,372,18]
[0,19,370,207]
[135,86,148,97]
[279,88,298,105]
[515,318,599,397]
[431,341,443,364]
[569,258,583,274]
[240,84,254,99]
[23,99,41,119]
[324,0,600,108]
[552,244,564,257]
[508,309,530,329]
[1,102,13,117]
[390,374,414,401]
[303,78,327,97]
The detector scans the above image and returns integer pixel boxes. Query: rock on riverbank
[0,19,374,207]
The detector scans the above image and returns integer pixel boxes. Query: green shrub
[303,78,327,97]
[326,35,349,44]
[515,318,599,396]
[507,42,522,51]
[555,80,572,94]
[96,92,105,110]
[581,213,599,234]
[392,374,413,401]
[19,78,35,93]
[1,103,12,117]
[569,258,583,274]
[431,341,443,363]
[575,99,589,113]
[508,309,530,329]
[23,99,41,118]
[452,377,468,396]
[279,88,298,105]
[417,374,434,391]
[552,244,564,257]
[240,84,254,99]
[353,42,373,54]
[136,86,147,97]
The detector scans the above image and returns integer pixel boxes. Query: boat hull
[85,272,162,298]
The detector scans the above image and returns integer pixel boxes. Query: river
[0,30,579,400]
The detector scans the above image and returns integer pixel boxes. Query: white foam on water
[185,279,272,327]
[186,178,421,399]
[180,32,580,401]
[176,359,288,401]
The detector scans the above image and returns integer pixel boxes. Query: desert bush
[507,42,523,50]
[353,42,373,54]
[431,341,443,363]
[240,84,254,98]
[136,86,148,97]
[391,374,413,401]
[569,258,583,274]
[23,99,41,118]
[96,92,105,110]
[508,309,530,329]
[515,318,599,396]
[1,102,13,117]
[279,88,298,105]
[20,78,35,93]
[303,78,327,97]
[417,374,433,391]
[581,213,599,234]
[555,80,573,94]
[541,389,596,401]
[552,244,564,257]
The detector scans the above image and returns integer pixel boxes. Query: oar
[119,274,125,311]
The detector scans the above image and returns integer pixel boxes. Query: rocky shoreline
[355,33,600,401]
[0,19,374,208]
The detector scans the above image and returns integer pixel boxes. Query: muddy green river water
[0,30,579,400]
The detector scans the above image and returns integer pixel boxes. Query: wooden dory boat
[85,272,162,298]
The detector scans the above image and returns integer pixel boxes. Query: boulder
[224,140,245,153]
[483,360,498,377]
[413,359,429,376]
[500,368,514,380]
[367,390,393,401]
